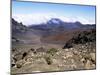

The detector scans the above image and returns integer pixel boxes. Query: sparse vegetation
[22,52,27,59]
[63,29,96,49]
[47,48,58,56]
[44,56,52,65]
[30,48,37,54]
[72,29,96,44]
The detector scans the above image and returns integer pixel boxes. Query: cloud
[13,13,55,25]
[73,16,95,25]
[12,13,95,26]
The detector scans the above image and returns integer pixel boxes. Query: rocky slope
[11,42,96,74]
[12,18,41,45]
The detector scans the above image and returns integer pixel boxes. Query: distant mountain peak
[47,18,63,25]
[74,21,82,25]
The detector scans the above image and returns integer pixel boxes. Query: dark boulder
[63,43,73,49]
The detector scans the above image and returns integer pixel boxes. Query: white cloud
[13,13,59,25]
[12,13,95,26]
[73,16,95,25]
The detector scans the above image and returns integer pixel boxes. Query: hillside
[12,18,41,45]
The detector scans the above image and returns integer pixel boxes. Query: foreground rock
[11,43,96,74]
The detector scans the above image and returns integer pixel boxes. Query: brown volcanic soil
[41,29,92,44]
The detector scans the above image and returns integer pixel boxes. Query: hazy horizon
[12,1,96,26]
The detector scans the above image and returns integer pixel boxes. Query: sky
[12,1,96,26]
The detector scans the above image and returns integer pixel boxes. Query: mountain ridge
[29,18,95,31]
